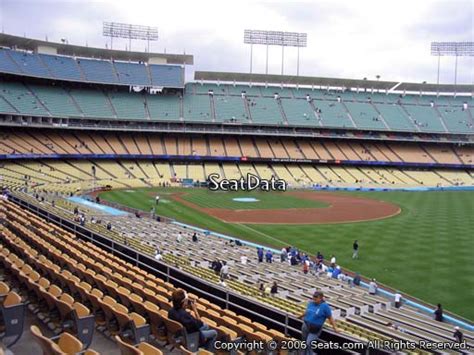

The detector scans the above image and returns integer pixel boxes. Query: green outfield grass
[100,187,474,321]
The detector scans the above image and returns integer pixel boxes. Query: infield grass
[100,187,474,321]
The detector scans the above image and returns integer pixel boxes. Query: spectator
[332,266,342,279]
[270,282,278,297]
[265,250,273,263]
[330,255,336,266]
[300,291,338,353]
[220,261,229,286]
[219,261,229,286]
[106,222,112,231]
[326,265,334,278]
[394,291,402,308]
[302,260,309,274]
[259,283,265,296]
[192,232,198,242]
[296,251,302,263]
[211,259,222,275]
[316,251,323,262]
[434,304,443,322]
[257,248,264,263]
[339,273,348,282]
[176,232,183,243]
[168,289,217,351]
[368,279,378,295]
[353,273,361,286]
[352,240,359,259]
[155,195,160,205]
[290,255,298,266]
[154,248,162,261]
[240,255,248,265]
[453,326,463,343]
[388,322,407,333]
[312,260,322,275]
[280,247,288,262]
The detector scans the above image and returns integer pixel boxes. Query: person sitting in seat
[169,289,217,352]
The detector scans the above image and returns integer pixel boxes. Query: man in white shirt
[220,261,229,286]
[240,255,248,265]
[155,195,160,205]
[394,292,402,308]
[176,232,183,243]
[154,249,162,261]
[369,279,378,295]
[330,255,336,266]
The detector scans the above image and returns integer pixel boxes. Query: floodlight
[103,22,158,51]
[243,30,308,77]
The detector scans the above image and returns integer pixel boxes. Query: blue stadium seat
[78,58,119,84]
[114,62,150,86]
[149,65,183,87]
[40,54,83,81]
[7,50,50,78]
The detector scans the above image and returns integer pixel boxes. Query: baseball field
[99,187,474,321]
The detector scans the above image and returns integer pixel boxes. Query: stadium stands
[2,157,473,195]
[214,95,249,123]
[1,129,473,167]
[5,194,474,353]
[0,38,473,354]
[281,98,318,126]
[247,97,284,125]
[0,48,184,87]
[182,95,212,122]
[114,61,150,86]
[312,100,354,128]
[1,77,473,133]
[1,198,312,353]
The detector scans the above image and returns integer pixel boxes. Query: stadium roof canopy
[0,33,193,65]
[195,71,474,94]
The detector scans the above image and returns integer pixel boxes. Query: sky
[0,0,473,85]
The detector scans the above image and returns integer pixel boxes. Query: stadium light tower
[431,42,474,93]
[103,22,158,52]
[244,30,307,76]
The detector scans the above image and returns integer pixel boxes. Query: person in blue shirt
[300,291,338,354]
[257,247,264,263]
[265,250,273,263]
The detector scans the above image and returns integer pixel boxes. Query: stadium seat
[0,291,26,347]
[31,324,100,355]
[115,334,163,354]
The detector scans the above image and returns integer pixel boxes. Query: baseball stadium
[0,1,473,354]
